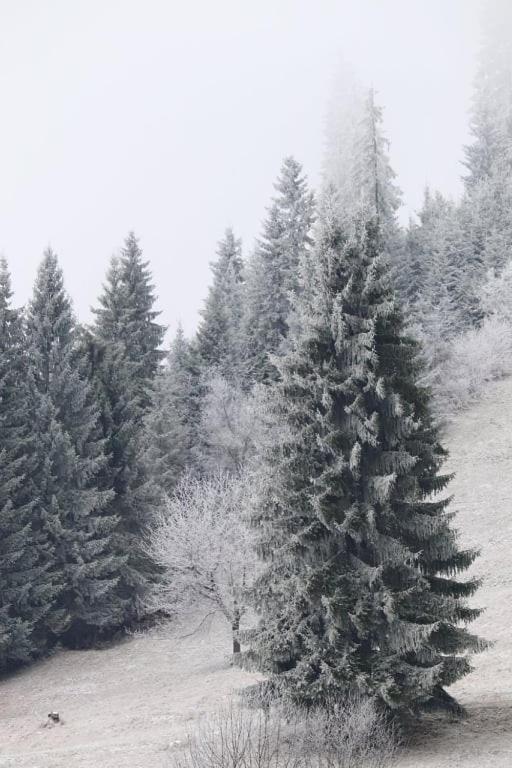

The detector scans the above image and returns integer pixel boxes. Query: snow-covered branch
[145,471,258,654]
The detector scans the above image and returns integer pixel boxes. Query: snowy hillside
[1,378,512,768]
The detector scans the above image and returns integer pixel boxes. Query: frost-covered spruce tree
[248,194,484,715]
[196,228,244,380]
[26,249,119,647]
[462,0,512,277]
[0,258,57,667]
[324,85,406,300]
[464,0,512,189]
[93,233,166,625]
[143,325,201,492]
[243,157,315,384]
[95,233,166,410]
[406,189,481,341]
[324,86,401,247]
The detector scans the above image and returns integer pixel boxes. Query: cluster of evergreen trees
[2,3,508,722]
[398,6,512,366]
[0,236,165,667]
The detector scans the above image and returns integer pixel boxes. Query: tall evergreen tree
[26,249,118,647]
[93,233,166,626]
[247,197,484,715]
[243,157,315,384]
[0,259,55,667]
[196,228,244,380]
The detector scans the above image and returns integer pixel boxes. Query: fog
[0,0,481,336]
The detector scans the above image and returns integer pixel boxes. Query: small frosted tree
[146,472,257,654]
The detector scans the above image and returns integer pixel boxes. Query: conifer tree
[26,249,119,647]
[324,86,401,245]
[94,233,166,409]
[323,85,405,296]
[144,325,201,492]
[0,258,56,667]
[93,233,166,625]
[405,189,481,341]
[247,196,484,715]
[243,157,315,384]
[462,0,512,276]
[464,0,512,188]
[352,90,402,242]
[196,228,244,380]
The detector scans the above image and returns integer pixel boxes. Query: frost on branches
[146,472,258,655]
[246,193,485,716]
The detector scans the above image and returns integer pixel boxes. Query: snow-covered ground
[0,614,259,767]
[1,378,512,767]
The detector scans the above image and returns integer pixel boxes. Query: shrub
[170,696,398,768]
[299,694,398,768]
[432,316,512,420]
[171,703,305,768]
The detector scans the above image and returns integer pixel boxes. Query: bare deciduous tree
[198,374,259,474]
[145,471,258,655]
[197,373,287,475]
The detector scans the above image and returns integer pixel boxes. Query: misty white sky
[0,0,481,338]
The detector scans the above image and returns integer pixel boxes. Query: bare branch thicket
[198,374,286,475]
[298,694,399,768]
[145,471,261,654]
[170,696,398,768]
[431,315,512,420]
[199,374,258,474]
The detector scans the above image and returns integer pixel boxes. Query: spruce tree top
[196,227,244,378]
[242,157,314,385]
[94,232,166,379]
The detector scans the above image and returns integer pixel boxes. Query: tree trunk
[232,610,241,655]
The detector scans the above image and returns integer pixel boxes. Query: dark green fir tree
[143,324,201,493]
[247,193,485,716]
[0,258,56,667]
[26,249,119,648]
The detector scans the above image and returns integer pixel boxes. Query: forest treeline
[0,4,511,720]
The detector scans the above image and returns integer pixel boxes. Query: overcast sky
[0,0,482,337]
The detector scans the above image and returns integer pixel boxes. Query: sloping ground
[398,376,512,767]
[1,378,512,767]
[0,616,259,767]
